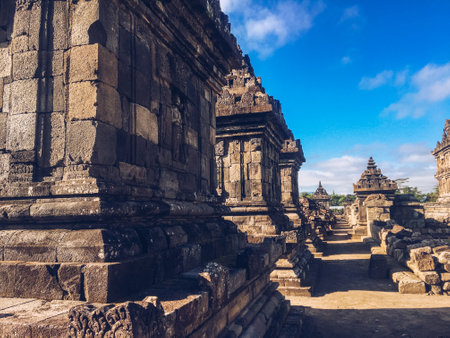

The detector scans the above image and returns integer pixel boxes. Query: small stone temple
[216,62,316,296]
[347,157,398,237]
[425,119,450,222]
[0,0,304,336]
[216,62,292,237]
[312,181,330,209]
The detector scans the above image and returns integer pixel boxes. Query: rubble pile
[378,223,450,295]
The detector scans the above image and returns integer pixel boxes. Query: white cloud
[340,5,360,22]
[299,143,437,194]
[341,56,352,65]
[220,0,250,13]
[382,62,450,118]
[220,0,325,58]
[359,70,394,90]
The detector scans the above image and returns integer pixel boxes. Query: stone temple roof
[433,119,450,155]
[313,181,330,201]
[353,157,398,195]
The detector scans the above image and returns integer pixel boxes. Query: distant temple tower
[426,119,450,221]
[312,181,330,209]
[351,157,398,237]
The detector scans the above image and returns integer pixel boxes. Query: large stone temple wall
[0,0,249,303]
[0,1,304,337]
[0,0,240,208]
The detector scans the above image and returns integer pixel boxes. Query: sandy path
[288,222,450,338]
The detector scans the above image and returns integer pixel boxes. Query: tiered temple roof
[353,157,398,195]
[313,181,330,200]
[432,119,450,155]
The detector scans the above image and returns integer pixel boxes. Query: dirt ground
[288,223,450,338]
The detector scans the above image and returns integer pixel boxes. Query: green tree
[300,192,314,199]
[396,186,427,202]
[424,186,439,202]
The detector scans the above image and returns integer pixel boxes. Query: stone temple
[0,0,449,336]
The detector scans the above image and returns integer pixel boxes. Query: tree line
[300,186,439,206]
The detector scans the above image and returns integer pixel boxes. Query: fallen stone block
[391,270,426,294]
[409,246,435,271]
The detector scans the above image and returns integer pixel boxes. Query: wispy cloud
[359,70,394,90]
[340,5,360,22]
[383,62,450,118]
[341,56,352,65]
[220,0,325,58]
[299,143,436,194]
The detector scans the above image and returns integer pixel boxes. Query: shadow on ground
[298,306,450,338]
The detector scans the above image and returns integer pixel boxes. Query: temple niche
[425,119,450,222]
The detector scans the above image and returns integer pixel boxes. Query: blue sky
[220,0,450,194]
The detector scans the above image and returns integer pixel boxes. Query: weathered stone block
[67,120,117,165]
[416,270,440,285]
[52,1,68,50]
[134,103,158,144]
[70,43,118,87]
[83,263,109,302]
[14,263,65,300]
[443,282,450,291]
[199,263,230,312]
[11,35,28,54]
[10,79,38,114]
[392,271,426,294]
[58,264,83,300]
[409,246,435,271]
[68,81,121,129]
[57,229,142,263]
[6,113,37,151]
[70,0,100,47]
[0,262,18,297]
[12,51,39,80]
[440,272,450,282]
[12,8,30,39]
[3,230,66,262]
[0,47,11,78]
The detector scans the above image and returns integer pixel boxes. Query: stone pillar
[279,138,305,227]
[216,64,291,239]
